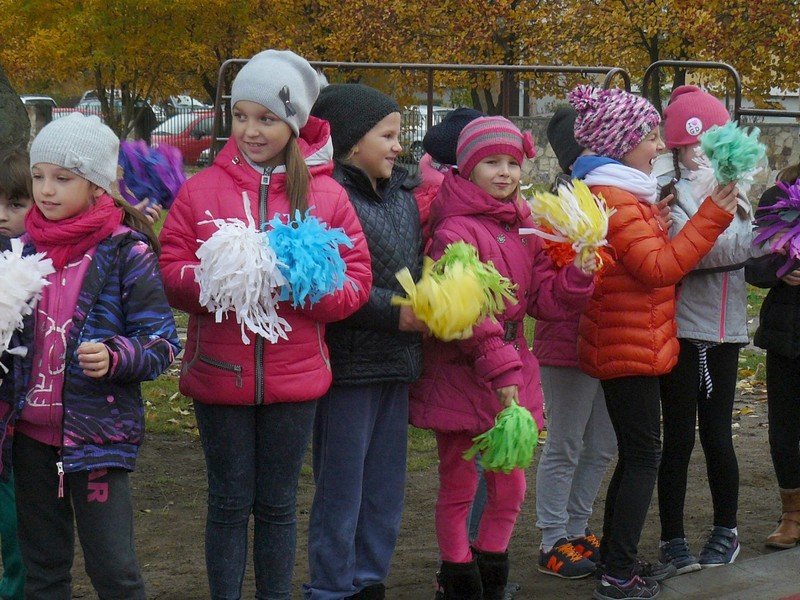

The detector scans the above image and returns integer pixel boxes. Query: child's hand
[399,305,430,334]
[656,194,674,231]
[77,342,110,378]
[781,268,800,286]
[572,252,597,274]
[133,199,162,225]
[710,183,738,214]
[495,385,518,408]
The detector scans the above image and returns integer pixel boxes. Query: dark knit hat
[547,107,583,173]
[422,107,484,166]
[310,84,400,159]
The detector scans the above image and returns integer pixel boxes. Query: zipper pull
[261,167,272,187]
[56,461,64,499]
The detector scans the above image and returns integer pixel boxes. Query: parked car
[19,95,57,109]
[400,105,453,163]
[163,95,211,118]
[150,111,214,165]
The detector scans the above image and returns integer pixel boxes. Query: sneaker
[658,538,701,575]
[572,530,602,563]
[538,538,596,579]
[592,574,660,600]
[632,559,677,582]
[698,526,740,567]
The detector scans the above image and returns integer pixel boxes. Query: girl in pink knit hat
[409,116,596,599]
[653,86,771,574]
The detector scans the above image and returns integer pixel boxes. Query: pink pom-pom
[568,85,601,112]
[522,131,536,159]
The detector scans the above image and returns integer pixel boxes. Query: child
[410,116,595,599]
[653,85,768,572]
[0,112,180,599]
[746,157,800,549]
[0,148,33,600]
[158,51,372,600]
[568,85,738,600]
[305,83,426,600]
[533,106,616,580]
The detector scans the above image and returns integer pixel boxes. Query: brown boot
[765,488,800,549]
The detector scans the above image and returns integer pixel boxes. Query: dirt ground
[65,382,784,600]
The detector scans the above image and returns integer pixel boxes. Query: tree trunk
[0,63,30,150]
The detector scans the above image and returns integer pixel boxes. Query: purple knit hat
[568,85,661,160]
[456,116,536,179]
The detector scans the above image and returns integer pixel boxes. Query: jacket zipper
[255,166,273,405]
[198,355,243,388]
[719,272,729,342]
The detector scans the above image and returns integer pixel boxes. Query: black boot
[438,560,483,600]
[346,583,386,599]
[473,548,509,600]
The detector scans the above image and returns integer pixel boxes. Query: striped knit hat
[569,85,661,160]
[456,116,536,179]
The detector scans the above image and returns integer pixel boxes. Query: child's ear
[92,185,104,199]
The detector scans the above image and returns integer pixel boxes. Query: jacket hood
[428,169,528,232]
[212,115,335,192]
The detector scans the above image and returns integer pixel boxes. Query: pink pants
[435,431,527,563]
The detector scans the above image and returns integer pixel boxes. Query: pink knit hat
[456,116,536,179]
[569,85,661,160]
[663,85,730,149]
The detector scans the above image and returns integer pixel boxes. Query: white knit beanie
[29,112,119,191]
[230,49,320,136]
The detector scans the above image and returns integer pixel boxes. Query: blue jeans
[304,383,408,600]
[194,400,317,600]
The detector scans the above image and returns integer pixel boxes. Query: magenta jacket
[409,171,594,435]
[532,317,581,368]
[159,118,372,406]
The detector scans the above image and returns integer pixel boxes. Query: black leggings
[658,340,740,540]
[766,352,800,489]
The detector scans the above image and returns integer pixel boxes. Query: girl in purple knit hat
[568,85,739,600]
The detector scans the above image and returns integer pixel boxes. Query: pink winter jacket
[159,118,372,405]
[532,316,581,368]
[409,171,594,435]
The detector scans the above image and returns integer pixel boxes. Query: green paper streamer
[463,401,539,473]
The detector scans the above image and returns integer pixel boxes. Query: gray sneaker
[659,538,701,575]
[698,526,740,568]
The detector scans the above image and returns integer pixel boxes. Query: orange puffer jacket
[578,185,733,379]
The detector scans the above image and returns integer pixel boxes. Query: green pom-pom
[700,121,766,185]
[434,241,517,316]
[463,401,539,473]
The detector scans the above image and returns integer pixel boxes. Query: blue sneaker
[698,526,740,568]
[658,538,701,575]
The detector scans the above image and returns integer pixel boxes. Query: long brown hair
[113,197,161,255]
[659,149,682,202]
[284,135,310,214]
[777,162,800,185]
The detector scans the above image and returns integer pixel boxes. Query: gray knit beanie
[310,84,400,159]
[29,112,120,191]
[230,49,320,136]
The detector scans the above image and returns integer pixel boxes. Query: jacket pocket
[198,354,243,388]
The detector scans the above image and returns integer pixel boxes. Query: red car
[150,111,214,165]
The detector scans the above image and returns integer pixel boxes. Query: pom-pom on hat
[310,83,400,159]
[230,49,320,136]
[547,106,583,173]
[663,85,730,149]
[456,116,536,179]
[423,107,484,167]
[29,112,119,191]
[569,85,661,160]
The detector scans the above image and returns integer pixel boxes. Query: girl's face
[469,154,521,201]
[678,142,702,171]
[348,112,402,189]
[231,100,293,168]
[31,164,102,221]
[621,129,665,175]
[0,193,33,237]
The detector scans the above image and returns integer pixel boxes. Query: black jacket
[745,183,800,357]
[325,162,423,384]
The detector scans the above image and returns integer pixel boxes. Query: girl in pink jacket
[158,50,371,600]
[409,117,595,599]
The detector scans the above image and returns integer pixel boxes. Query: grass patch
[738,348,766,383]
[407,426,438,472]
[747,284,767,319]
[142,367,197,437]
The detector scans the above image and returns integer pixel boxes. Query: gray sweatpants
[535,365,616,548]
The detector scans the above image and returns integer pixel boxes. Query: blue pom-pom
[700,121,766,185]
[118,141,186,209]
[265,208,354,308]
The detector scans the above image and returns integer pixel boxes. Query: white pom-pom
[0,239,55,365]
[194,192,291,344]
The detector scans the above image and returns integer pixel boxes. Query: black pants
[766,352,800,489]
[13,433,145,600]
[599,376,662,579]
[658,340,740,540]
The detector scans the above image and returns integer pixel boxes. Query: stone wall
[512,116,800,199]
